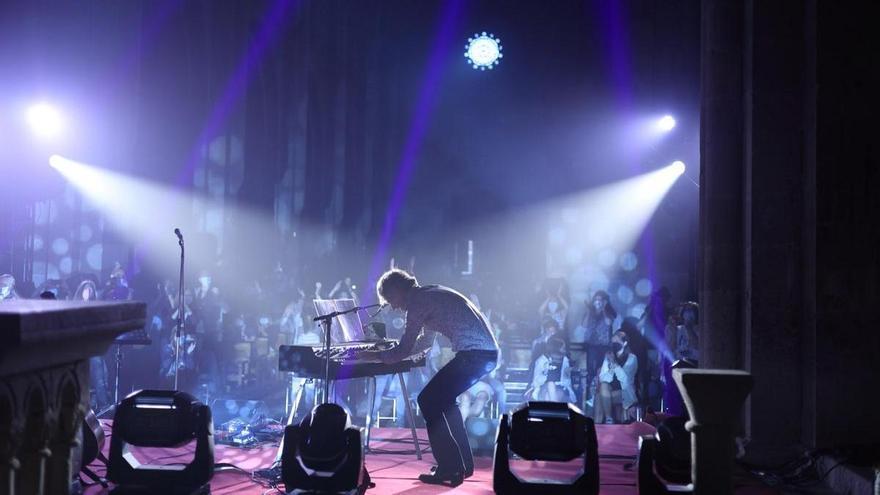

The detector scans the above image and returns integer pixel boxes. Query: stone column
[699,0,745,371]
[674,369,753,495]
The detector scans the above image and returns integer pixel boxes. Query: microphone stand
[173,233,185,390]
[313,303,382,403]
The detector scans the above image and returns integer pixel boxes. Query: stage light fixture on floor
[107,390,214,494]
[493,401,599,495]
[281,403,370,494]
[26,102,64,139]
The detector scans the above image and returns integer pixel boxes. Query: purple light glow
[365,0,465,302]
[175,0,300,186]
[595,1,670,379]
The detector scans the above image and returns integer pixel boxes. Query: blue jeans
[417,349,497,474]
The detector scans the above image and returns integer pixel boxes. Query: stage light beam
[671,160,686,175]
[26,103,64,138]
[657,115,676,132]
[48,154,281,275]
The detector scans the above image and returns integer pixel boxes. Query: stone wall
[700,0,880,449]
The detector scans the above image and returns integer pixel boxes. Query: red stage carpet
[83,421,775,494]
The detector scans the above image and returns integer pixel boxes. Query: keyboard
[278,340,426,380]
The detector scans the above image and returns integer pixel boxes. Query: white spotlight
[671,160,686,175]
[657,115,676,132]
[464,32,502,71]
[26,103,64,138]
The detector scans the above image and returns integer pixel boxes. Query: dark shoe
[429,464,473,479]
[419,469,463,486]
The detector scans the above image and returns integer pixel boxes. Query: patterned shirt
[384,285,499,362]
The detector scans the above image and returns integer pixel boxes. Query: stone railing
[0,300,145,495]
[674,368,754,495]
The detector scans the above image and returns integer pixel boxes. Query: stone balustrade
[0,300,145,495]
[674,368,753,495]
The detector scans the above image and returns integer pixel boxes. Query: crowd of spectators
[1,264,699,425]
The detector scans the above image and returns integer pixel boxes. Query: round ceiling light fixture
[465,32,502,71]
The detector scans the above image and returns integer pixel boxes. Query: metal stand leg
[397,372,422,460]
[365,376,377,453]
[285,376,292,417]
[275,378,309,466]
[292,379,306,420]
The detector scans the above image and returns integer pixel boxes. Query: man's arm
[379,313,423,364]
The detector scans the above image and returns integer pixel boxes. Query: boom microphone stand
[173,228,185,390]
[312,303,382,403]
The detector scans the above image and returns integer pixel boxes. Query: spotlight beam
[48,155,280,276]
[366,0,465,302]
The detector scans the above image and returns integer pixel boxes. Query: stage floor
[83,421,776,494]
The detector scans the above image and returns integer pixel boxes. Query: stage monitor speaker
[107,389,214,494]
[493,401,599,495]
[281,403,371,494]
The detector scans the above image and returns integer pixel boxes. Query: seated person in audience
[458,349,507,420]
[531,318,561,364]
[524,337,576,403]
[458,378,496,421]
[668,302,699,365]
[594,331,639,424]
[0,273,20,301]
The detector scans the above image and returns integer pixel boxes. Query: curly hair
[376,269,418,304]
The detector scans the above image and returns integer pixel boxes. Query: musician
[102,263,133,301]
[374,269,498,486]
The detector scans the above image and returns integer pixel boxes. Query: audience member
[594,330,639,424]
[0,274,19,301]
[668,302,699,364]
[524,337,576,403]
[531,318,561,364]
[538,284,569,331]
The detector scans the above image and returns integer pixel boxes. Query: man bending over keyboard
[372,269,499,486]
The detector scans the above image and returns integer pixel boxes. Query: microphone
[174,228,183,242]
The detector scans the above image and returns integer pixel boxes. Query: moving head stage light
[281,403,370,495]
[493,401,599,495]
[107,390,214,494]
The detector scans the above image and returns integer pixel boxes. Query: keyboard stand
[364,372,425,460]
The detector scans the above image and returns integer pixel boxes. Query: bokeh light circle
[59,256,73,274]
[619,252,638,271]
[629,303,647,319]
[617,285,634,305]
[51,237,70,255]
[598,249,617,268]
[86,244,103,270]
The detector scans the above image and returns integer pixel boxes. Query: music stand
[312,301,380,403]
